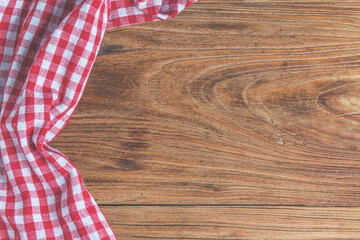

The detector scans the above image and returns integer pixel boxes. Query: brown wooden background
[52,1,360,239]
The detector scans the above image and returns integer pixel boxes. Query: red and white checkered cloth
[0,0,197,239]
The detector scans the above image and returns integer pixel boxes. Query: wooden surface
[52,1,360,239]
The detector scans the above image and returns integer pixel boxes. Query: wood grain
[102,206,360,239]
[52,1,360,238]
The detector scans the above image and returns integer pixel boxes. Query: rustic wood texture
[101,206,360,239]
[52,1,360,238]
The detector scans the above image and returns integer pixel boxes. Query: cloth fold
[0,0,196,239]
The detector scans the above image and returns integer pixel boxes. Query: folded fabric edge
[106,0,197,29]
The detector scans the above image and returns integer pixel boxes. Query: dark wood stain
[98,44,124,55]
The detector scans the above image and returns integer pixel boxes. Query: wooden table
[52,1,360,239]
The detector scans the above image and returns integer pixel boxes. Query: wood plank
[52,1,360,205]
[101,205,360,239]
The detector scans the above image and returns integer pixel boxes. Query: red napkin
[0,0,197,238]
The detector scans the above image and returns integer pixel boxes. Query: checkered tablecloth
[0,0,197,238]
